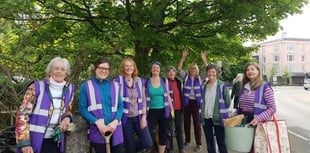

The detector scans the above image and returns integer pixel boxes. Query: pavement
[171,124,241,153]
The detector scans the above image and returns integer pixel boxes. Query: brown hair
[205,63,221,78]
[241,62,264,90]
[118,58,138,77]
[93,57,111,72]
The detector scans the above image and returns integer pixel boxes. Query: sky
[267,2,310,40]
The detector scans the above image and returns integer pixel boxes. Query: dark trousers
[91,142,123,153]
[41,138,61,153]
[123,116,153,153]
[174,110,185,151]
[147,109,169,145]
[202,118,228,153]
[183,100,202,146]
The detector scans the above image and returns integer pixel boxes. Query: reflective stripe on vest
[183,75,202,107]
[86,79,124,145]
[86,80,103,112]
[32,81,49,117]
[253,83,269,116]
[254,84,267,110]
[30,124,46,133]
[29,80,75,153]
[218,83,229,126]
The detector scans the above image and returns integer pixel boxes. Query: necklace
[126,77,134,88]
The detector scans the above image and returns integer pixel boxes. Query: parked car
[304,78,310,90]
[0,126,16,153]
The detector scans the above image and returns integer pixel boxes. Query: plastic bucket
[225,126,254,152]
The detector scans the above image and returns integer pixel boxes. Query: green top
[149,83,165,109]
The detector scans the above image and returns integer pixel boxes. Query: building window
[287,44,295,52]
[287,64,294,72]
[301,55,305,61]
[273,55,280,62]
[262,46,265,54]
[287,54,294,61]
[273,45,279,52]
[301,45,305,52]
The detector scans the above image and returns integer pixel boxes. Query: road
[274,86,310,153]
[181,86,310,153]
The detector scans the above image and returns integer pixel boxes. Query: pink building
[253,37,310,85]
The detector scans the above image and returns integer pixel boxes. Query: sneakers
[183,142,191,148]
[194,145,202,152]
[180,149,187,153]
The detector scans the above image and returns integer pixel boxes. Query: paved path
[172,124,242,153]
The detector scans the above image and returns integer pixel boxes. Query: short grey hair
[45,57,71,79]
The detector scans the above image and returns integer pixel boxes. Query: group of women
[15,48,276,153]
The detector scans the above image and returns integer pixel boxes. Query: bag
[165,130,173,153]
[254,114,291,153]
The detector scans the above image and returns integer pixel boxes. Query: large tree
[1,0,307,75]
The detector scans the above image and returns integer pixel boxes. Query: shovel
[102,131,112,153]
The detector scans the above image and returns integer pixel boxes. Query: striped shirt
[239,85,276,122]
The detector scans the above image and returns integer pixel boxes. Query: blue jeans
[123,116,153,153]
[202,118,228,153]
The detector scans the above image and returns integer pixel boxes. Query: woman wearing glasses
[79,57,124,153]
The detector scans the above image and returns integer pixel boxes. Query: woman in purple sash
[114,58,152,153]
[79,57,124,153]
[201,63,231,153]
[16,57,76,153]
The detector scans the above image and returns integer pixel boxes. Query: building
[253,35,310,85]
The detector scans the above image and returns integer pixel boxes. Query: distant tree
[269,65,276,85]
[282,68,290,85]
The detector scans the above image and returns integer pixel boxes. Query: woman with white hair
[16,57,76,153]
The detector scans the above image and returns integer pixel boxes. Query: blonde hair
[241,62,264,90]
[118,58,138,77]
[187,63,200,77]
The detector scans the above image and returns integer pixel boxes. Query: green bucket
[225,126,255,152]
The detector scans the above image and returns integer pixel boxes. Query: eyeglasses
[97,67,110,71]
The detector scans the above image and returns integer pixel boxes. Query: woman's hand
[106,119,119,133]
[182,48,188,58]
[201,51,208,66]
[21,146,34,153]
[250,118,259,126]
[140,115,147,129]
[95,119,108,134]
[60,117,71,132]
